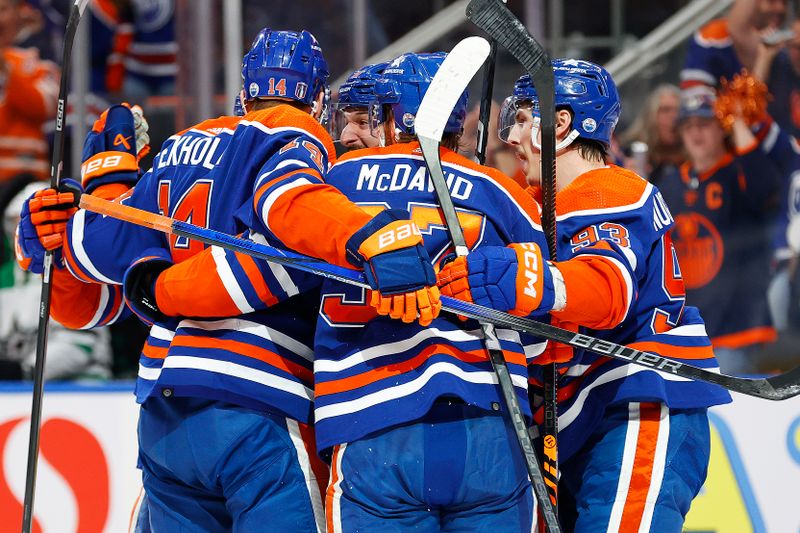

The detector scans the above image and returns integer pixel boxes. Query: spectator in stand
[619,84,684,185]
[90,0,175,99]
[681,0,794,122]
[0,0,59,184]
[659,87,782,374]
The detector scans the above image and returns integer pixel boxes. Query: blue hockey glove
[81,104,150,193]
[15,179,83,274]
[123,248,173,325]
[346,209,437,294]
[437,243,556,317]
[346,209,440,325]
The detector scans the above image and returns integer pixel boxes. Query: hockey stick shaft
[23,2,89,532]
[475,39,497,164]
[467,0,561,511]
[419,136,560,532]
[78,194,800,402]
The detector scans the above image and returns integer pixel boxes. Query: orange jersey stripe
[170,336,313,383]
[142,343,168,360]
[316,344,526,397]
[326,445,342,533]
[618,402,662,532]
[627,341,715,360]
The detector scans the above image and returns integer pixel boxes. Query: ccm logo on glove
[519,242,542,301]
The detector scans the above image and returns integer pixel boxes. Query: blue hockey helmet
[499,59,620,149]
[242,28,329,108]
[337,61,388,108]
[373,52,468,136]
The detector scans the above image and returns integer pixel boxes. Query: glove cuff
[345,209,421,267]
[81,151,139,193]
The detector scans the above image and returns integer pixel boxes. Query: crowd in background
[0,0,798,380]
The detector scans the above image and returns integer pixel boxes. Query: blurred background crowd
[0,0,798,380]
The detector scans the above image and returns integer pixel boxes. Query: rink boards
[0,383,797,532]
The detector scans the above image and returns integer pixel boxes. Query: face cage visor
[498,95,579,151]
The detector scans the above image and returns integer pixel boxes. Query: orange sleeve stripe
[155,251,242,317]
[326,445,342,533]
[711,326,777,349]
[618,402,663,532]
[50,268,104,328]
[170,336,313,382]
[316,344,526,397]
[235,252,279,307]
[265,182,373,267]
[552,251,630,329]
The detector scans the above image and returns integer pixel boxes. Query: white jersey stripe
[137,363,162,381]
[149,325,176,341]
[638,404,670,532]
[315,362,527,422]
[606,403,641,532]
[177,318,314,362]
[162,356,313,399]
[328,444,346,533]
[69,210,118,284]
[287,419,325,533]
[261,177,315,233]
[211,245,255,314]
[82,283,110,329]
[315,327,485,373]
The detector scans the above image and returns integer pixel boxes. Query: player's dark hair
[248,98,311,113]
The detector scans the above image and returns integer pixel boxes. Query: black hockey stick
[414,37,560,532]
[23,2,90,532]
[79,194,800,402]
[474,0,506,164]
[466,0,562,512]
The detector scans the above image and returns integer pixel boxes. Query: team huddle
[15,27,730,533]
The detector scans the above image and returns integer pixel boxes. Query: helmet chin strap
[530,118,581,153]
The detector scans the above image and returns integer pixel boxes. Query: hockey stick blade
[80,195,800,401]
[416,36,559,532]
[415,36,490,142]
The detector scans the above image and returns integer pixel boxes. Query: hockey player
[438,60,732,531]
[19,29,440,531]
[329,62,386,151]
[317,52,552,532]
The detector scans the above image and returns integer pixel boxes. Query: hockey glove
[81,104,150,194]
[346,209,441,324]
[123,248,174,325]
[15,179,82,274]
[437,243,556,317]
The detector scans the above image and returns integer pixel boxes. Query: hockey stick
[78,194,800,402]
[415,36,560,532]
[23,2,89,532]
[474,0,506,164]
[466,0,562,511]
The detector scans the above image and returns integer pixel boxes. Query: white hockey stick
[415,36,561,532]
